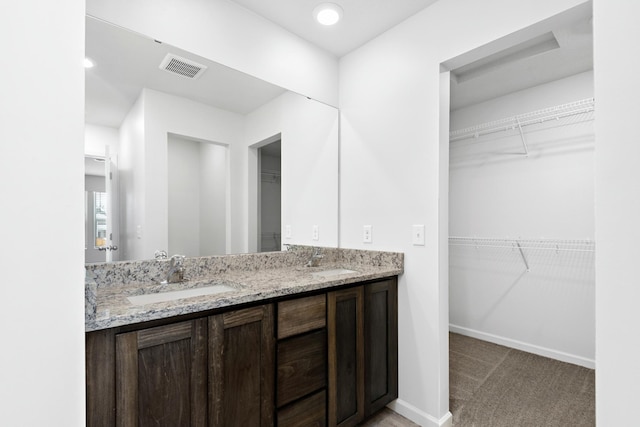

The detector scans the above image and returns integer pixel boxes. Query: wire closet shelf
[449,98,595,143]
[449,237,595,272]
[448,236,595,253]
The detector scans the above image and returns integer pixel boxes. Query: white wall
[85,123,119,158]
[140,88,243,257]
[449,72,595,367]
[245,91,339,250]
[119,88,338,258]
[0,0,85,425]
[4,2,638,426]
[593,0,640,425]
[199,141,228,256]
[168,135,203,256]
[119,94,146,260]
[339,0,589,425]
[85,0,338,106]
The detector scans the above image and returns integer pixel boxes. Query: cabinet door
[115,319,208,427]
[209,304,275,427]
[328,286,364,427]
[365,278,398,416]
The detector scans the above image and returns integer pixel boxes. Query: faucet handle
[170,254,186,267]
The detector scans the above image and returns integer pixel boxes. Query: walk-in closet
[447,11,595,426]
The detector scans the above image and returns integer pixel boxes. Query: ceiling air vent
[159,53,207,79]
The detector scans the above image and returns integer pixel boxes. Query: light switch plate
[312,225,319,241]
[412,224,425,246]
[363,225,372,243]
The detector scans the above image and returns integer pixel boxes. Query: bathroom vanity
[85,248,402,426]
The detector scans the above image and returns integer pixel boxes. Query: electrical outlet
[363,225,372,243]
[136,225,142,239]
[285,225,292,239]
[312,225,319,241]
[412,224,425,246]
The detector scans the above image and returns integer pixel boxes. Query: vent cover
[159,54,207,79]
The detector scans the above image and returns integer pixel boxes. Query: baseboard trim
[387,399,453,427]
[449,324,595,369]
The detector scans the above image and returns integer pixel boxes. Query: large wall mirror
[84,16,339,263]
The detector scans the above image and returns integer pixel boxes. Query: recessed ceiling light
[84,57,95,69]
[313,3,343,26]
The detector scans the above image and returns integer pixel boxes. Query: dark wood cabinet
[277,330,327,407]
[115,319,208,427]
[209,305,275,427]
[276,294,328,423]
[86,277,397,427]
[87,328,117,426]
[328,278,399,427]
[277,294,326,339]
[364,278,398,417]
[277,390,327,427]
[328,286,365,427]
[86,305,274,427]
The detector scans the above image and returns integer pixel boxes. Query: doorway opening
[257,139,282,252]
[84,150,119,263]
[441,5,595,425]
[167,133,228,257]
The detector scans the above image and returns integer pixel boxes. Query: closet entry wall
[448,70,595,368]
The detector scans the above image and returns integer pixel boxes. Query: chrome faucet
[162,254,186,284]
[306,247,324,267]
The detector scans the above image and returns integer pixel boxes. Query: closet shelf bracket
[515,241,530,272]
[515,117,529,157]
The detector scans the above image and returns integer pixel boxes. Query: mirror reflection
[84,16,339,263]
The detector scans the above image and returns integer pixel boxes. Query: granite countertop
[85,247,403,332]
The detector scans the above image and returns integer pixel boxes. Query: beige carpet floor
[450,333,595,426]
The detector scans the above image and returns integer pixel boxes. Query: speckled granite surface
[85,247,403,332]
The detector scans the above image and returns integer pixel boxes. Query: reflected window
[93,191,107,248]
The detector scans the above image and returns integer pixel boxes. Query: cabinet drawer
[277,389,326,427]
[277,330,327,407]
[277,294,326,339]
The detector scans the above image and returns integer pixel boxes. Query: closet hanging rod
[449,98,595,142]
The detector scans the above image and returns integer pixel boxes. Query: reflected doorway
[258,140,281,252]
[85,152,118,263]
[167,134,228,257]
[85,158,107,263]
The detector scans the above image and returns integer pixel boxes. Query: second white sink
[127,284,237,305]
[311,268,358,278]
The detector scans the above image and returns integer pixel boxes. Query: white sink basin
[311,268,358,278]
[127,283,237,305]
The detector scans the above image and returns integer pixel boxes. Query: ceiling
[228,0,440,57]
[228,1,592,109]
[449,16,593,110]
[85,17,286,128]
[85,3,593,128]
